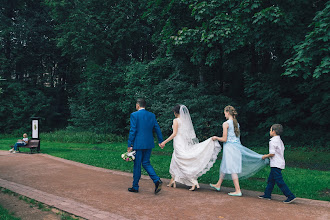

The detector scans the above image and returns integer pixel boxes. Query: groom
[127,98,164,194]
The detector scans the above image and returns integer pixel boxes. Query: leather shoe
[128,188,139,193]
[155,180,163,194]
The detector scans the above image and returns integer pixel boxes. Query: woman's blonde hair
[224,105,240,137]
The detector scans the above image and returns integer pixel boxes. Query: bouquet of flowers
[121,151,136,162]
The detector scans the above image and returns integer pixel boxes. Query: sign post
[31,117,40,140]
[30,117,41,153]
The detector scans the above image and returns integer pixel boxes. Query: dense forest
[0,0,329,146]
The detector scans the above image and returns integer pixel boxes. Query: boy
[259,124,296,203]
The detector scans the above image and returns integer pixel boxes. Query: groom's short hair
[136,98,146,108]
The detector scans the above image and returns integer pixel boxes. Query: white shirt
[18,138,28,145]
[269,136,285,169]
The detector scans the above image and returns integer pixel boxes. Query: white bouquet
[121,151,136,162]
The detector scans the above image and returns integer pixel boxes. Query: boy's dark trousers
[264,167,295,199]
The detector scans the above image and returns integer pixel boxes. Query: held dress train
[169,117,221,186]
[220,119,269,180]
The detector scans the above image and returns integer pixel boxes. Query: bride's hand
[212,136,218,141]
[160,142,165,149]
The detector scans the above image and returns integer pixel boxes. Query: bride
[160,105,221,191]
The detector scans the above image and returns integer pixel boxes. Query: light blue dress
[220,120,268,180]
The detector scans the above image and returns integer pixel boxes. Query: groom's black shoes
[155,179,163,194]
[128,188,139,193]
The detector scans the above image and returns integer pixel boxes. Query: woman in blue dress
[210,106,268,196]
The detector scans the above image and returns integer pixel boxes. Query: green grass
[40,130,125,144]
[0,135,329,201]
[0,205,20,220]
[0,187,76,219]
[0,188,20,220]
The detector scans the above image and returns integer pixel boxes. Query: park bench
[17,140,40,154]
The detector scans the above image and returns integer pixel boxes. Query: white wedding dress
[169,108,221,186]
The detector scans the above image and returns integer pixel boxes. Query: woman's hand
[159,142,165,149]
[212,136,218,141]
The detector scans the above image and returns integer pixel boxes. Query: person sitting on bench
[9,133,28,153]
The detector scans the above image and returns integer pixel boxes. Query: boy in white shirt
[259,124,296,203]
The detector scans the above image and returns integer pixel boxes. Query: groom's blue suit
[128,109,163,190]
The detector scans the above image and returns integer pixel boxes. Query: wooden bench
[17,140,40,154]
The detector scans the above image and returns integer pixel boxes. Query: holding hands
[261,153,274,160]
[159,142,165,149]
[212,136,219,141]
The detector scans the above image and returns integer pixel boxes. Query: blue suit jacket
[128,109,163,149]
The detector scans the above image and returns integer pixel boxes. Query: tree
[0,0,71,132]
[283,1,329,79]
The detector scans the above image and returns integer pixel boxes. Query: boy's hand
[262,155,267,160]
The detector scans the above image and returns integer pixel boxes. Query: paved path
[0,151,329,220]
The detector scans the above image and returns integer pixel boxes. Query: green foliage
[0,77,3,94]
[68,61,126,134]
[0,0,328,147]
[0,82,53,133]
[45,0,154,63]
[244,72,330,145]
[0,0,71,132]
[284,2,330,79]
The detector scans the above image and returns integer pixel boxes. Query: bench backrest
[27,140,40,147]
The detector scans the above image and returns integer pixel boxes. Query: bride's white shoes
[167,179,176,188]
[189,183,200,191]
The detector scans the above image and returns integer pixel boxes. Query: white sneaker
[9,149,14,152]
[12,151,16,154]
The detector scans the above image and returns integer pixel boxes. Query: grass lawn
[0,137,329,201]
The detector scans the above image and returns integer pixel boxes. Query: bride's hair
[224,105,240,137]
[172,104,181,115]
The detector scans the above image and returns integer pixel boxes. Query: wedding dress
[169,105,221,186]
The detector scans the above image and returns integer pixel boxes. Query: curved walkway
[0,151,329,220]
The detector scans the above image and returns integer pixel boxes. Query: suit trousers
[133,149,160,190]
[264,167,295,199]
